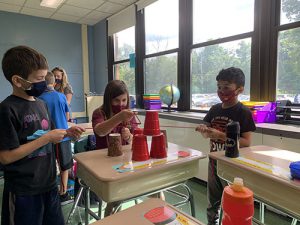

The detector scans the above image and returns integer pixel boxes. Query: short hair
[45,71,55,85]
[216,67,245,87]
[2,46,48,84]
[102,80,129,118]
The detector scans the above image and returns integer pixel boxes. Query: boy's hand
[195,124,210,138]
[205,128,226,141]
[44,129,67,143]
[118,109,136,122]
[66,126,86,140]
[121,127,132,142]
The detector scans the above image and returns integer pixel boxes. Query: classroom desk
[90,198,205,225]
[209,145,300,220]
[75,142,206,203]
[73,143,206,223]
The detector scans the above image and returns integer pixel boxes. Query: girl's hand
[121,127,132,143]
[118,109,135,122]
[44,129,67,143]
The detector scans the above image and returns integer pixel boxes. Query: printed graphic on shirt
[24,113,51,158]
[210,116,232,152]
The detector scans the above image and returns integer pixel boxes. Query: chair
[67,135,103,225]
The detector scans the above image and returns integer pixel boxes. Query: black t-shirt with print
[204,102,256,152]
[0,95,56,195]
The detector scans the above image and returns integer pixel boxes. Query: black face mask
[24,80,47,97]
[55,79,62,84]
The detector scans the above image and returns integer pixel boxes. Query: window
[107,0,297,112]
[113,26,135,62]
[191,0,254,110]
[145,0,179,54]
[112,26,136,95]
[144,53,177,94]
[143,0,179,108]
[113,62,135,95]
[280,0,300,25]
[193,0,254,44]
[276,1,300,103]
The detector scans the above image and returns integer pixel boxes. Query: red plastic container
[133,127,144,135]
[132,134,149,161]
[143,110,161,136]
[222,178,254,225]
[150,133,167,159]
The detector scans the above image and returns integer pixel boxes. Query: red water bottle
[222,177,254,225]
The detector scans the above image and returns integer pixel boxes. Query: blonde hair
[52,66,69,93]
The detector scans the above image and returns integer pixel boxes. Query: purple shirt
[92,108,138,149]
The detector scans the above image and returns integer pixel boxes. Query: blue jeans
[1,187,64,225]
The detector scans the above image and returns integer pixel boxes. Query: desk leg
[85,188,90,225]
[166,183,195,217]
[259,202,265,224]
[66,186,84,224]
[291,218,298,225]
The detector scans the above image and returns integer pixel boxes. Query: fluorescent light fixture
[40,0,65,8]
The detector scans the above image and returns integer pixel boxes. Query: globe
[159,84,181,108]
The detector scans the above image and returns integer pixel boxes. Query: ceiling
[0,0,138,25]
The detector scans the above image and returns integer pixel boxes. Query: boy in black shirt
[196,67,256,225]
[0,46,85,225]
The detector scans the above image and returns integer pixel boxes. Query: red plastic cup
[132,134,150,161]
[143,110,160,136]
[133,127,144,135]
[150,133,167,159]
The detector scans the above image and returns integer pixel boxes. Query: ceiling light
[40,0,65,8]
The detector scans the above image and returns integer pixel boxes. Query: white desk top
[209,145,300,219]
[90,199,204,225]
[74,143,206,202]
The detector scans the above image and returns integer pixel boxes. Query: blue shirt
[39,87,69,129]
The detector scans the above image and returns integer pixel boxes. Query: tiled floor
[0,178,298,225]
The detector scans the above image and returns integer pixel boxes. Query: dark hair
[102,80,129,118]
[2,46,48,84]
[216,67,245,87]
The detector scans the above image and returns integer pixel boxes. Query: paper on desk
[143,205,198,225]
[232,156,291,180]
[112,150,191,173]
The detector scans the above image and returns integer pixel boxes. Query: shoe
[60,192,73,206]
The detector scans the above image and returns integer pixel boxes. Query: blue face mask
[19,77,47,97]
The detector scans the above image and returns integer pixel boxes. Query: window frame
[107,0,299,111]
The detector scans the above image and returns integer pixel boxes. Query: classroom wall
[90,20,108,95]
[0,11,84,112]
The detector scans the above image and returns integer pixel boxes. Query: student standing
[52,67,73,119]
[196,67,256,225]
[0,46,85,225]
[39,71,73,205]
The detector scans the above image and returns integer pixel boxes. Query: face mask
[24,80,47,97]
[217,89,238,103]
[55,79,62,84]
[111,105,127,114]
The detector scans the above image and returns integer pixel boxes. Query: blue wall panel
[0,11,84,112]
[92,20,108,94]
